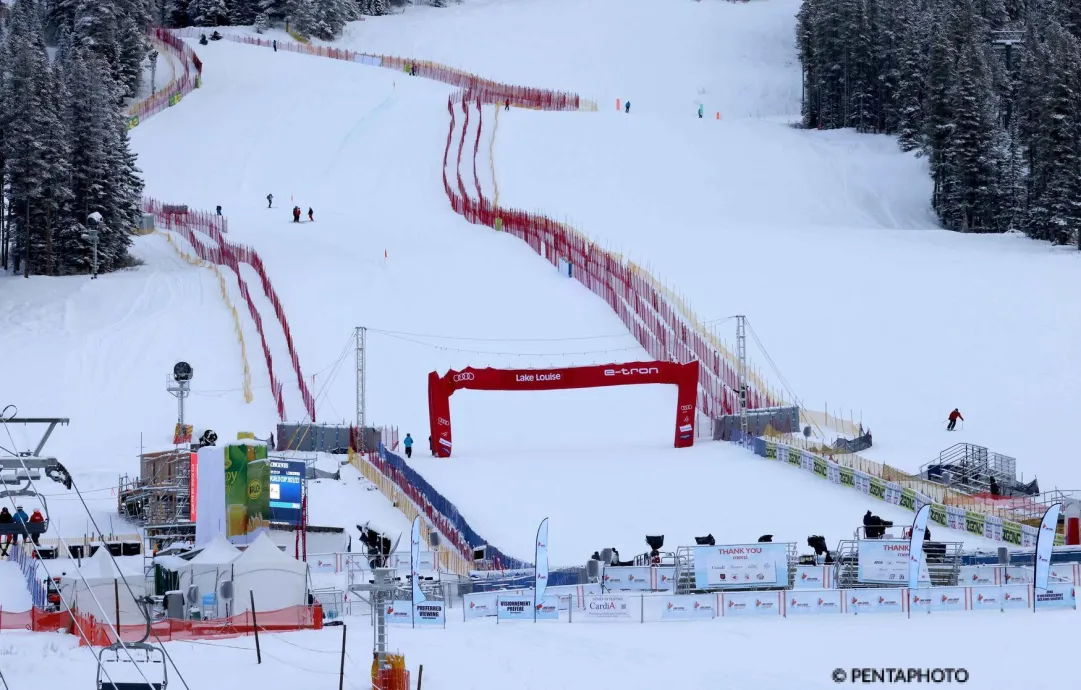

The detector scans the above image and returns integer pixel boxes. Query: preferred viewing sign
[693,544,788,589]
[857,540,930,585]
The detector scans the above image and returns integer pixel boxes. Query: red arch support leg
[427,361,700,458]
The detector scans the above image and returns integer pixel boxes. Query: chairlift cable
[0,418,172,690]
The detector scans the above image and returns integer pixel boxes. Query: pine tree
[230,0,260,25]
[940,36,1004,232]
[254,10,269,32]
[291,0,314,36]
[895,0,928,151]
[1022,21,1081,244]
[925,6,957,216]
[0,15,9,271]
[188,0,229,26]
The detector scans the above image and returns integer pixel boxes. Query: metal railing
[834,539,963,589]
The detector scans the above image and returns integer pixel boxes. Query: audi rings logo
[452,373,475,383]
[680,404,693,412]
[437,417,450,426]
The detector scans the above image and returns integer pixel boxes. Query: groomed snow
[0,608,1074,690]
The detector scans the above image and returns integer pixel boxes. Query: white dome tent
[230,532,309,613]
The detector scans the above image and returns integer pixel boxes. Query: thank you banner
[693,543,788,588]
[858,540,929,585]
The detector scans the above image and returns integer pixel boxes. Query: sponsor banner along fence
[456,585,1074,623]
[464,585,598,620]
[958,564,1080,586]
[758,440,1064,545]
[601,566,677,592]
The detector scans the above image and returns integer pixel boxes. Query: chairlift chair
[0,487,50,539]
[96,596,166,690]
[96,642,168,690]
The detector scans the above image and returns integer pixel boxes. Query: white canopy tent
[231,532,309,613]
[56,546,149,625]
[169,534,242,617]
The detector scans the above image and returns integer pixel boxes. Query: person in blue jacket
[624,101,631,114]
[12,506,29,545]
[403,433,413,458]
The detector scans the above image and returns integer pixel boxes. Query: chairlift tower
[355,327,367,452]
[735,315,749,442]
[348,567,397,670]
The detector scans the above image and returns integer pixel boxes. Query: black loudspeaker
[694,534,715,546]
[586,560,601,579]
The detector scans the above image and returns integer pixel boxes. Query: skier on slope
[698,104,704,119]
[292,206,301,223]
[267,193,273,208]
[624,101,631,114]
[946,408,963,431]
[308,207,314,222]
[216,205,222,216]
[403,433,413,459]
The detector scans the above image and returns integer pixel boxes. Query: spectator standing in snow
[216,205,222,216]
[272,40,277,52]
[698,104,703,118]
[624,101,631,114]
[947,408,963,431]
[267,193,273,208]
[404,434,413,458]
[505,99,510,111]
[292,206,301,223]
[308,207,314,222]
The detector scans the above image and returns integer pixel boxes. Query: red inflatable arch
[427,360,700,457]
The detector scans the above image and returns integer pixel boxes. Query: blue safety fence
[378,444,530,569]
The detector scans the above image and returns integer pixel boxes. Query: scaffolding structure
[117,448,195,557]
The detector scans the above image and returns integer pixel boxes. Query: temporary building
[230,532,309,613]
[56,546,149,625]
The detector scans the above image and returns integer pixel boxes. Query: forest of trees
[797,0,1081,246]
[1,0,147,277]
[162,0,455,35]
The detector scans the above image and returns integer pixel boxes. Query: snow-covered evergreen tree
[254,10,269,32]
[188,0,229,26]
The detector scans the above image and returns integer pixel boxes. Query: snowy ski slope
[0,1,1078,688]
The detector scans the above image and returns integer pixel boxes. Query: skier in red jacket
[947,408,963,431]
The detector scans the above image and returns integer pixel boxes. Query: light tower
[167,361,193,443]
[355,327,367,452]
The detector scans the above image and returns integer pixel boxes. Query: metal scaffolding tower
[735,315,749,441]
[355,327,367,452]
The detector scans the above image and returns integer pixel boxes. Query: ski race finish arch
[427,361,700,457]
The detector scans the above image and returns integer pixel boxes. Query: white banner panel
[496,597,534,621]
[661,594,717,621]
[787,589,843,615]
[846,589,905,615]
[384,600,413,626]
[602,566,651,591]
[582,594,635,621]
[909,587,968,614]
[1035,583,1076,611]
[1049,563,1078,585]
[721,591,782,617]
[308,554,338,574]
[857,540,929,585]
[959,566,996,586]
[693,543,788,589]
[1004,567,1033,585]
[793,566,828,589]
[1000,584,1031,610]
